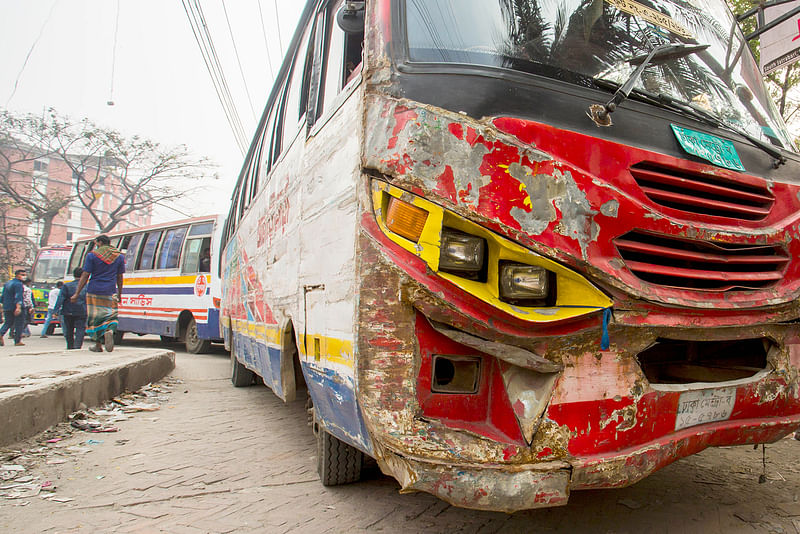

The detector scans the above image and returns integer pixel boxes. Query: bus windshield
[404,0,793,148]
[32,249,70,284]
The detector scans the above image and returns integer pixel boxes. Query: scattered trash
[0,481,42,499]
[0,377,178,505]
[1,465,26,472]
[45,496,73,503]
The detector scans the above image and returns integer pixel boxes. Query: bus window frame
[182,221,215,274]
[306,3,333,129]
[68,241,90,276]
[156,225,189,271]
[125,233,144,272]
[136,230,164,271]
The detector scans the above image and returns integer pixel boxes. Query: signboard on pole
[761,0,800,75]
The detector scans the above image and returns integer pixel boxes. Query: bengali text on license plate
[675,387,736,431]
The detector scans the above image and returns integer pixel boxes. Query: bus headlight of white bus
[372,180,612,323]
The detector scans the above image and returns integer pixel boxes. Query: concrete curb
[0,350,175,447]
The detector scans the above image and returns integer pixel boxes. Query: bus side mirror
[337,1,365,34]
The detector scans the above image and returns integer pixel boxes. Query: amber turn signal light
[386,197,428,242]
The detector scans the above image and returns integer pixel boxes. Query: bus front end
[355,0,800,511]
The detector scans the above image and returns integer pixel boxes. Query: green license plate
[671,124,744,171]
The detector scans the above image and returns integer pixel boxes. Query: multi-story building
[1,147,153,274]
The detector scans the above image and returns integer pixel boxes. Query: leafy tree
[727,0,800,127]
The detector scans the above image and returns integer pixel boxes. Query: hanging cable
[181,0,247,154]
[182,0,242,148]
[257,0,275,80]
[272,0,284,57]
[222,0,257,119]
[108,0,120,106]
[6,0,59,107]
[194,0,248,144]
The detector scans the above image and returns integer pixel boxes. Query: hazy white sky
[0,0,305,222]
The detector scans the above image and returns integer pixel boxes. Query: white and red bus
[68,216,222,353]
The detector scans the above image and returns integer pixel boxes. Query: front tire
[315,408,363,486]
[185,318,211,354]
[230,346,254,387]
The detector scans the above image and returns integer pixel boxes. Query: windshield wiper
[588,43,709,126]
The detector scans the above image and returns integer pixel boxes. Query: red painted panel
[415,313,525,445]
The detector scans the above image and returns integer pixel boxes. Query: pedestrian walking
[0,269,27,346]
[71,234,125,352]
[21,279,34,338]
[40,281,63,338]
[54,268,87,350]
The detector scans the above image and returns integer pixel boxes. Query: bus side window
[323,1,362,113]
[118,235,132,254]
[68,241,89,275]
[281,25,312,147]
[125,234,143,272]
[157,226,188,270]
[259,105,277,181]
[306,6,331,126]
[343,27,363,85]
[268,82,288,169]
[137,231,163,270]
[182,237,211,273]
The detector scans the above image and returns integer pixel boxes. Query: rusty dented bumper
[355,95,800,511]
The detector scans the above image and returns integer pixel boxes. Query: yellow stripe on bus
[228,318,352,368]
[125,274,210,286]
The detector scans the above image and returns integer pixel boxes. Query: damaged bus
[220,0,800,511]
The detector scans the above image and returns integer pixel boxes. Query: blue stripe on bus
[121,311,221,341]
[302,363,373,456]
[119,316,175,337]
[227,325,372,455]
[122,287,198,295]
[197,308,221,340]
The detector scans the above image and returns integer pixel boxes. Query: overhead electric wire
[222,0,257,119]
[193,0,248,145]
[257,0,275,80]
[182,0,244,150]
[108,0,120,104]
[272,0,284,57]
[181,0,247,154]
[6,0,59,107]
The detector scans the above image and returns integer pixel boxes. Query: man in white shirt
[40,281,63,338]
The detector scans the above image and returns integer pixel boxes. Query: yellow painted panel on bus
[371,181,443,269]
[126,275,203,286]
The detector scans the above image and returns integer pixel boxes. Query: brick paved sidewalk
[1,345,799,533]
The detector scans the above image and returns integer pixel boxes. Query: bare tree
[58,121,214,233]
[0,109,74,248]
[1,108,213,241]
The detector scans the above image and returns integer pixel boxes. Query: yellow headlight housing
[372,180,612,323]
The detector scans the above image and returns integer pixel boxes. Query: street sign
[761,0,800,74]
